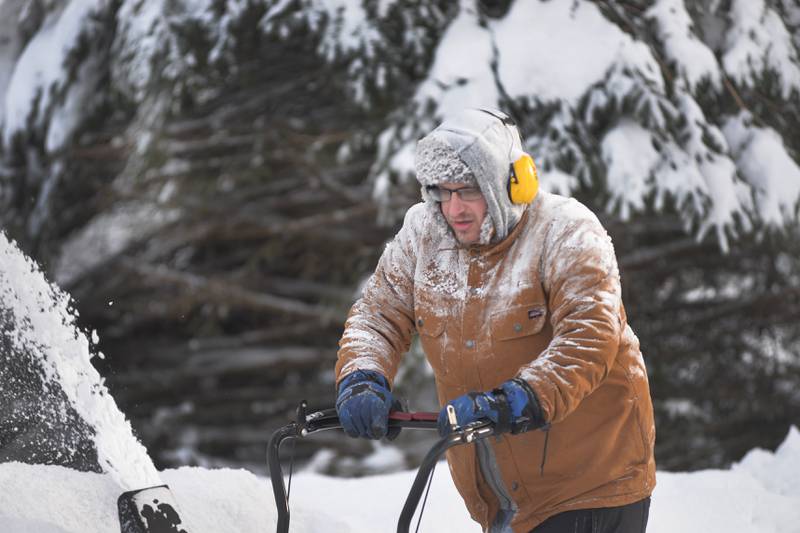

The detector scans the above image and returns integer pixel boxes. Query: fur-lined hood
[414,109,527,244]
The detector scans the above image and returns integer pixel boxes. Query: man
[334,108,656,533]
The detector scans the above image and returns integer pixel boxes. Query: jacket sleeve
[516,208,624,424]
[334,208,420,388]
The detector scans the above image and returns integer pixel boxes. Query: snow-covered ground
[1,425,798,533]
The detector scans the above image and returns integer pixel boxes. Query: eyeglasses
[426,186,484,202]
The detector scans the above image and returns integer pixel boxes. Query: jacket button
[511,481,519,491]
[513,323,522,332]
[465,340,475,348]
[417,318,424,327]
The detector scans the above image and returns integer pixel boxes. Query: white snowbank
[1,426,798,533]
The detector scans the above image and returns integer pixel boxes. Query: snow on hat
[414,108,526,244]
[415,136,478,188]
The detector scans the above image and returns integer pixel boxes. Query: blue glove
[336,370,396,440]
[437,378,544,437]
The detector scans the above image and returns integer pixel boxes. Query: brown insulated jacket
[335,191,656,532]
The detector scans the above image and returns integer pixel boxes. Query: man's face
[437,183,488,245]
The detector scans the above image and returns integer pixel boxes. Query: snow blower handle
[396,417,496,533]
[388,410,439,429]
[269,403,444,533]
[268,401,498,533]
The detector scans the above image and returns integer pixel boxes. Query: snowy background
[1,1,799,530]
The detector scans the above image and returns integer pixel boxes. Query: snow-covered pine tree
[0,0,797,470]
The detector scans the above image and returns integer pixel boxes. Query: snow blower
[268,401,496,533]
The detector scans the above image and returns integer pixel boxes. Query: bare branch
[120,259,341,322]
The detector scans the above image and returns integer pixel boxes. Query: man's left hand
[437,378,545,437]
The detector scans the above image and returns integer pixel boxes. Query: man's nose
[447,194,467,214]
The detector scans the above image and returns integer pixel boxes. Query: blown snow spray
[0,231,190,533]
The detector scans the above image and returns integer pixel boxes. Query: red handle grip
[388,411,438,422]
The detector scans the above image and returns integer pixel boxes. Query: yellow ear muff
[509,153,539,204]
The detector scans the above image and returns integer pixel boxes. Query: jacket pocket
[490,304,546,342]
[482,304,548,385]
[489,282,548,341]
[416,311,449,377]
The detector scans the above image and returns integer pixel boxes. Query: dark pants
[530,498,650,533]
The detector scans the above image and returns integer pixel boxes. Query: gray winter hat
[415,136,478,187]
[414,108,527,243]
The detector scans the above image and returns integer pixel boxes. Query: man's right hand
[335,370,394,439]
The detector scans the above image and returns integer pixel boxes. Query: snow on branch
[723,112,800,227]
[120,259,339,323]
[1,0,107,152]
[722,0,800,99]
[260,0,452,105]
[646,0,722,93]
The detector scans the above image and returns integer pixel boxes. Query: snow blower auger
[118,484,190,533]
[268,400,497,533]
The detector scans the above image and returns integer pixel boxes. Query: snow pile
[650,426,800,533]
[0,426,798,532]
[0,231,160,490]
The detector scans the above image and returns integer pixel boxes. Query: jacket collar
[468,207,530,257]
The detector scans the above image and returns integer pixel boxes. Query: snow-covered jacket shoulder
[335,201,444,384]
[524,192,626,422]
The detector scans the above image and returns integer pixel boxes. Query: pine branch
[199,203,378,242]
[314,167,373,204]
[182,322,332,351]
[647,286,800,336]
[260,275,355,302]
[619,237,706,270]
[722,73,750,114]
[119,259,340,322]
[127,202,378,268]
[593,0,674,85]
